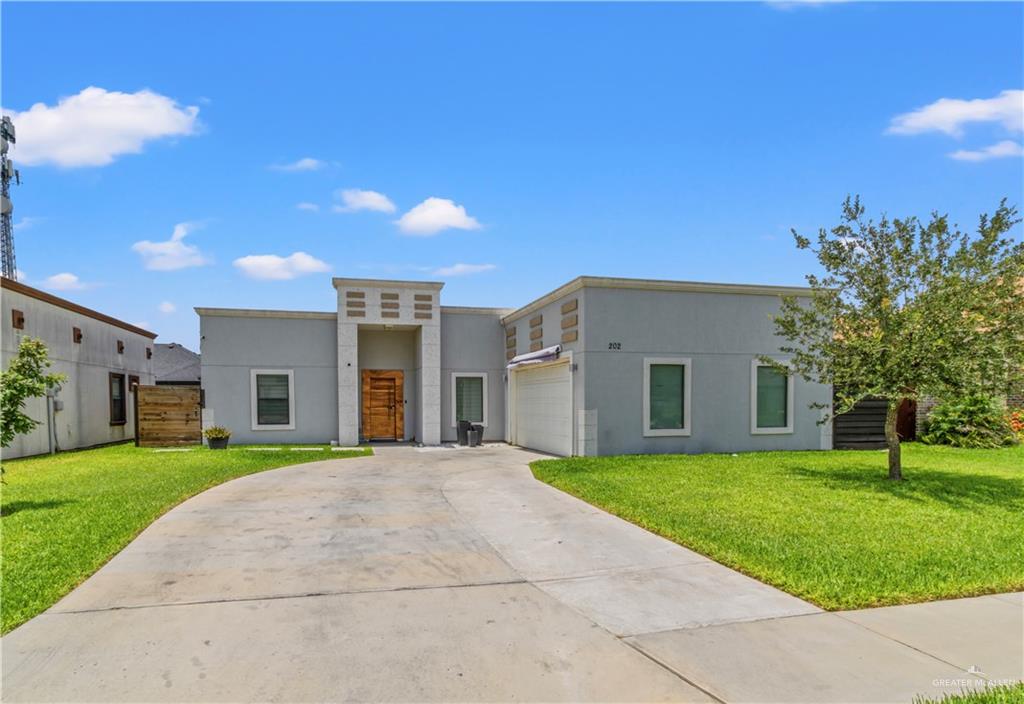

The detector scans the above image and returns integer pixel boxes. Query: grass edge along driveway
[1,443,371,633]
[531,444,1024,611]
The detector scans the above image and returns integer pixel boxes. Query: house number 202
[608,342,622,350]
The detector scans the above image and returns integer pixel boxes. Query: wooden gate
[135,385,201,447]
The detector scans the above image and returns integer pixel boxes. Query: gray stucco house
[197,276,832,456]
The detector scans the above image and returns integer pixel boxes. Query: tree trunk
[885,398,903,481]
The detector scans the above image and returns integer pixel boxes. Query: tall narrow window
[109,373,127,425]
[451,373,487,426]
[250,369,295,430]
[751,360,794,434]
[643,357,691,437]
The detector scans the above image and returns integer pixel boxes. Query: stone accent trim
[414,294,433,302]
[561,314,578,330]
[381,302,400,310]
[561,330,578,343]
[529,314,543,328]
[415,312,433,320]
[345,291,365,299]
[530,340,543,352]
[560,299,578,315]
[381,311,400,319]
[347,310,366,318]
[530,328,543,341]
[414,303,432,311]
[381,292,400,301]
[345,300,365,308]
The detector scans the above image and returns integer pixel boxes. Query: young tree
[772,197,1024,480]
[1,338,67,451]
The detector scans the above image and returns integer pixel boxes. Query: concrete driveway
[3,445,1020,702]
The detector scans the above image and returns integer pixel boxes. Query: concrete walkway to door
[2,444,1020,702]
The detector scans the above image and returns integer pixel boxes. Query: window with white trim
[250,369,295,430]
[751,359,794,434]
[643,357,691,437]
[451,372,487,427]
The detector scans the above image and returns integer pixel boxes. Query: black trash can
[457,420,472,446]
[472,424,484,445]
[467,428,481,447]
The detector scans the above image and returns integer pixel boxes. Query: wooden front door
[361,370,404,441]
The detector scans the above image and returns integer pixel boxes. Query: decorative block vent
[380,292,400,301]
[414,294,433,302]
[146,346,152,359]
[414,312,432,320]
[117,340,125,354]
[345,290,365,299]
[11,309,24,329]
[73,326,83,343]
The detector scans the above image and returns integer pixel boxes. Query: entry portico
[335,278,444,446]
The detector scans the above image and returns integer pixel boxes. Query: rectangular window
[451,373,488,426]
[250,369,295,430]
[751,360,794,434]
[109,373,126,425]
[643,357,691,437]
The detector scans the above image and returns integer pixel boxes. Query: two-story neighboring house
[1,277,156,459]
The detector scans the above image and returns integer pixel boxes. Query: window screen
[649,364,685,430]
[256,374,290,425]
[756,366,788,428]
[455,376,484,424]
[109,373,126,424]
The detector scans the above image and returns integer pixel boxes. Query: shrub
[1009,408,1024,438]
[203,426,231,440]
[920,396,1016,448]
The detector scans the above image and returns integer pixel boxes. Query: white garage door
[512,361,572,456]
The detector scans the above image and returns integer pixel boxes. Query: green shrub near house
[920,396,1017,448]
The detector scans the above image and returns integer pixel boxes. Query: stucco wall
[200,312,339,444]
[440,309,509,442]
[1,287,154,459]
[579,287,832,455]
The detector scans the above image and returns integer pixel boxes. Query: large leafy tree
[773,197,1024,480]
[1,338,66,452]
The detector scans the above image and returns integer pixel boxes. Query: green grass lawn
[532,443,1024,610]
[0,442,371,633]
[916,683,1024,704]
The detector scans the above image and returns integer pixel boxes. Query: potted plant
[204,425,231,450]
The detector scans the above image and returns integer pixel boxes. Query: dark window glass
[257,374,290,425]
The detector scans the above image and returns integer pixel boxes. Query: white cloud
[296,202,320,212]
[887,90,1023,138]
[233,251,330,280]
[333,188,396,214]
[14,269,28,282]
[270,157,324,172]
[6,86,199,167]
[13,216,43,231]
[948,140,1024,162]
[395,197,481,236]
[43,272,89,291]
[158,301,177,314]
[432,263,497,277]
[132,222,209,271]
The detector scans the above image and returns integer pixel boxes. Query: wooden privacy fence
[134,385,201,447]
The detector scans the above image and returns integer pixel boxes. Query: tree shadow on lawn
[782,464,1024,511]
[0,499,74,517]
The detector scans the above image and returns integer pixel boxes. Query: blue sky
[3,2,1022,349]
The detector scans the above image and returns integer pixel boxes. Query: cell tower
[1,115,20,280]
